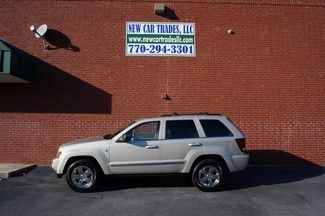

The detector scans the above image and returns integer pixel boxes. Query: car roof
[135,113,227,122]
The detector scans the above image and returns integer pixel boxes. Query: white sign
[126,22,195,57]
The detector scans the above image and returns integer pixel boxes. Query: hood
[61,136,106,147]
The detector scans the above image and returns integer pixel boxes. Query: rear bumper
[225,153,249,172]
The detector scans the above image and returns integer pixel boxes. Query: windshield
[103,121,135,140]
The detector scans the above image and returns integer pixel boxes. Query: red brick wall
[0,0,324,165]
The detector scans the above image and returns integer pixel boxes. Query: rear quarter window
[200,120,233,137]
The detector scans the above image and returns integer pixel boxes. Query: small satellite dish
[35,24,47,38]
[29,24,49,51]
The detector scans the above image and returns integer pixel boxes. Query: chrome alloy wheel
[198,165,220,188]
[71,165,94,189]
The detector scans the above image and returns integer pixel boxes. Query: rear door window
[200,120,233,137]
[165,120,199,139]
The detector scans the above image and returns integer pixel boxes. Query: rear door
[159,118,205,173]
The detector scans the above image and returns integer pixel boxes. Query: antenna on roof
[30,24,49,51]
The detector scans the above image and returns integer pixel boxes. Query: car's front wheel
[191,159,226,192]
[66,159,99,192]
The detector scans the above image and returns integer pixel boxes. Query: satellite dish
[29,24,49,51]
[35,24,47,38]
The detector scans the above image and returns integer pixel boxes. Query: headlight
[56,151,62,158]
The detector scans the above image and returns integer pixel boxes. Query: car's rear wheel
[191,159,225,192]
[66,159,99,192]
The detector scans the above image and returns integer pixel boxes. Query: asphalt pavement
[0,166,324,216]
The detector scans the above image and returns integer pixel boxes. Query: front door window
[125,121,160,141]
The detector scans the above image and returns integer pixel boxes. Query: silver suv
[52,113,249,192]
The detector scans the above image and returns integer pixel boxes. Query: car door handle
[146,145,159,149]
[188,143,202,147]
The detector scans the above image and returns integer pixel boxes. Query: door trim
[110,160,185,167]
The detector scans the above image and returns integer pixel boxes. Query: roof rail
[161,112,179,117]
[161,112,221,117]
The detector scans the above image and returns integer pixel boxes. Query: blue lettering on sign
[128,24,141,33]
[183,25,193,34]
[157,24,180,34]
[143,24,155,33]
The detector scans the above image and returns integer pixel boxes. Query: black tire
[191,159,226,192]
[66,159,99,192]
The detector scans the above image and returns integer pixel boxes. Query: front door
[109,121,161,174]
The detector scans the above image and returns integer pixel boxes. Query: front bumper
[51,158,68,176]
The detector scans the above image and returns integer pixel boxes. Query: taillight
[236,138,246,152]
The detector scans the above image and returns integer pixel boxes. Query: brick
[0,0,324,165]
